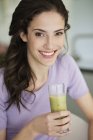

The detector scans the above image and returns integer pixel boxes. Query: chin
[42,59,56,67]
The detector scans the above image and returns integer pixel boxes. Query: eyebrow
[32,29,65,33]
[54,29,65,32]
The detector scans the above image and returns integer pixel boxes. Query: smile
[39,51,55,56]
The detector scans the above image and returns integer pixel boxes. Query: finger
[48,127,71,137]
[49,131,70,137]
[55,129,71,137]
[54,115,71,126]
[50,111,71,120]
[54,122,71,133]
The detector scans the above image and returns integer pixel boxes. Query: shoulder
[56,53,82,82]
[57,53,78,69]
[50,53,79,82]
[58,53,82,76]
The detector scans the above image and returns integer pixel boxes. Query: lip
[39,50,57,58]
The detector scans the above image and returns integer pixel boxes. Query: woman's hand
[12,111,71,140]
[29,111,71,137]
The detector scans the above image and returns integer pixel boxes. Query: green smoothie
[50,95,67,112]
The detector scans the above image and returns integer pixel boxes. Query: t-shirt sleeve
[0,71,7,130]
[67,55,89,99]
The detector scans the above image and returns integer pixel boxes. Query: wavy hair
[3,0,70,111]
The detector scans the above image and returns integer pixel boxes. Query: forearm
[12,123,37,140]
[88,120,93,140]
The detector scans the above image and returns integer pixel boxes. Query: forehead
[28,11,65,31]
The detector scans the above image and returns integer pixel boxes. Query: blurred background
[63,0,93,121]
[0,0,93,120]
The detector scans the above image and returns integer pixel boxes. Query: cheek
[56,35,65,44]
[30,37,45,46]
[27,38,36,49]
[57,39,64,48]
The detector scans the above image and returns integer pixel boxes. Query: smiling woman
[20,11,65,67]
[0,0,93,140]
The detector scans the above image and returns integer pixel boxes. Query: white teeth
[40,51,54,56]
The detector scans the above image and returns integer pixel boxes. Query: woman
[0,0,93,140]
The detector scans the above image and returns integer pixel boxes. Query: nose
[44,36,54,50]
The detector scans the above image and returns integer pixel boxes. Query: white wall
[63,0,93,70]
[70,0,93,63]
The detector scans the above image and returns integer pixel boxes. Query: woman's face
[21,11,65,67]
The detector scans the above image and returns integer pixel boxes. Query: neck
[31,64,49,81]
[27,61,50,91]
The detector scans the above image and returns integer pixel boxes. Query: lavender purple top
[0,54,89,140]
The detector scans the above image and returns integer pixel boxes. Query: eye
[55,32,64,36]
[35,32,45,37]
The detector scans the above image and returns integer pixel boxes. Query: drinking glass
[48,83,67,112]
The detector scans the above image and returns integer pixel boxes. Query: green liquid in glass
[50,95,67,112]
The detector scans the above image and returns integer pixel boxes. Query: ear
[20,32,27,42]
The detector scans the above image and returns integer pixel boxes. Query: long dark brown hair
[3,0,70,111]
